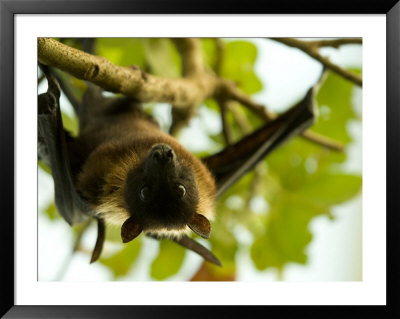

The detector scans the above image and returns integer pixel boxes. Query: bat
[38,63,318,267]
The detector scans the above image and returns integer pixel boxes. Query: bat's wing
[38,65,105,263]
[203,86,318,198]
[146,234,222,266]
[39,65,106,263]
[172,235,222,266]
[38,64,93,225]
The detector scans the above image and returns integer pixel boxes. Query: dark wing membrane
[203,87,318,198]
[38,64,93,225]
[146,234,222,267]
[172,236,222,266]
[90,218,105,263]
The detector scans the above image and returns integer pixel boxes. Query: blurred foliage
[44,202,58,221]
[38,160,51,175]
[38,38,362,281]
[97,38,147,69]
[61,111,79,136]
[150,240,186,280]
[219,40,263,94]
[99,239,142,279]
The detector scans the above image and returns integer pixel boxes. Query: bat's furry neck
[73,96,216,237]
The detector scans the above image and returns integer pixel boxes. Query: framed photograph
[1,0,398,317]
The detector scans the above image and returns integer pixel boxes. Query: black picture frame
[1,0,398,318]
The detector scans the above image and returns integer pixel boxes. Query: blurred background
[38,38,362,281]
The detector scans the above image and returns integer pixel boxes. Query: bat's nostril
[153,151,161,160]
[166,149,174,160]
[151,144,175,164]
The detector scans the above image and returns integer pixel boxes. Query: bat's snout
[148,144,176,166]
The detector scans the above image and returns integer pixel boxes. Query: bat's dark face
[123,143,202,239]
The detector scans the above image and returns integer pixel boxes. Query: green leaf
[143,39,181,77]
[296,173,362,206]
[218,169,256,204]
[204,99,219,113]
[43,202,59,220]
[55,69,86,108]
[38,160,51,175]
[220,40,262,94]
[238,72,263,95]
[61,111,79,137]
[104,225,126,243]
[210,218,238,262]
[200,38,218,70]
[99,239,142,279]
[208,133,225,146]
[96,38,146,68]
[150,240,186,280]
[250,196,327,270]
[266,138,347,192]
[61,39,83,50]
[223,40,258,65]
[313,70,360,144]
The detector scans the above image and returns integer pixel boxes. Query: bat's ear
[188,213,211,239]
[121,217,143,243]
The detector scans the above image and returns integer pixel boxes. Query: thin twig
[214,38,225,76]
[219,80,275,121]
[248,165,265,204]
[304,38,362,48]
[272,38,362,87]
[301,131,344,152]
[50,69,81,115]
[37,73,45,85]
[217,98,234,145]
[170,38,209,135]
[228,102,252,135]
[172,38,204,77]
[220,70,345,152]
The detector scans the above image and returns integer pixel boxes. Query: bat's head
[122,143,211,243]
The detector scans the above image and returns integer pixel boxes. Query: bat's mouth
[145,224,188,236]
[121,211,211,244]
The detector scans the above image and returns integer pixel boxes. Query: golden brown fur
[69,96,216,231]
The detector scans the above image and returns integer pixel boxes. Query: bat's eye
[176,184,186,198]
[140,186,150,202]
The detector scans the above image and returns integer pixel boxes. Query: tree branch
[272,38,362,87]
[169,38,208,135]
[38,37,344,152]
[38,38,219,108]
[172,38,204,77]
